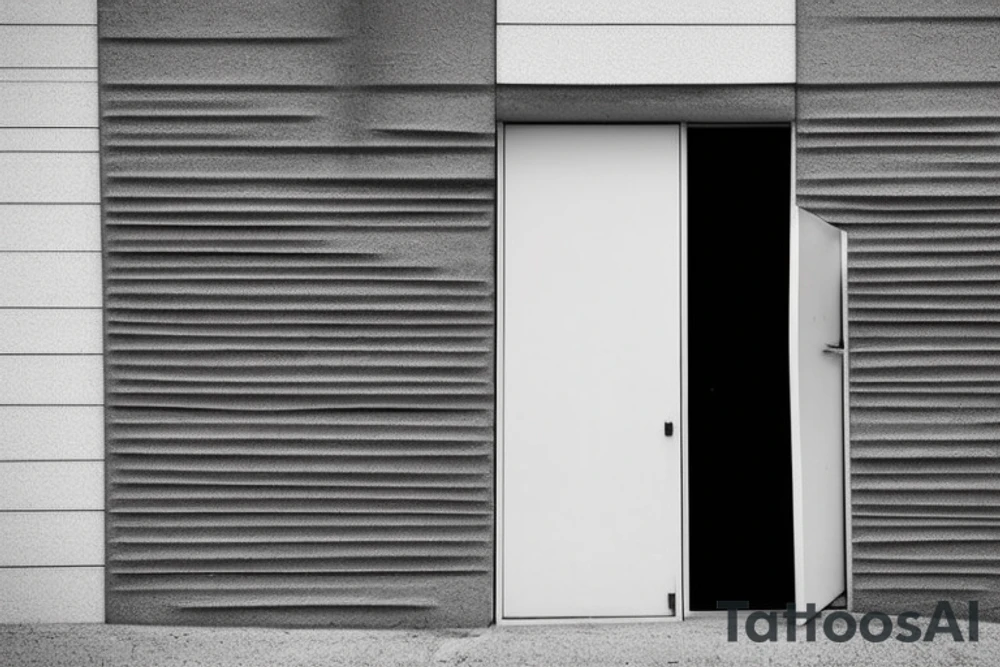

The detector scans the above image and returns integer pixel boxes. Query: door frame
[493,121,851,624]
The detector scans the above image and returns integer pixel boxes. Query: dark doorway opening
[687,125,795,611]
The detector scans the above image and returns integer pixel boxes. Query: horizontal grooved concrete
[798,1,1000,619]
[100,0,495,627]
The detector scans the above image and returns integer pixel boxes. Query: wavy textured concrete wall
[99,0,495,627]
[798,0,1000,619]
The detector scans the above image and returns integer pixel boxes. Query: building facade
[0,0,998,627]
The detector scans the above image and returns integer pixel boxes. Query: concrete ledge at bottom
[497,85,795,123]
[0,567,104,623]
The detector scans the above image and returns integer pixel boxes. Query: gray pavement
[0,614,996,667]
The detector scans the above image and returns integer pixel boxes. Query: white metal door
[790,208,846,614]
[501,124,682,619]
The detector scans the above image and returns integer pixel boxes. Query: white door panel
[790,208,846,615]
[502,125,682,618]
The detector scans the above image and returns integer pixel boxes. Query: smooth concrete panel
[498,0,794,24]
[0,567,104,623]
[497,25,796,84]
[0,309,102,353]
[0,82,98,127]
[0,1,97,25]
[0,154,100,203]
[0,26,97,68]
[0,253,102,306]
[0,406,104,460]
[0,204,101,251]
[0,128,99,152]
[0,461,104,510]
[0,512,104,566]
[0,69,98,82]
[0,356,104,405]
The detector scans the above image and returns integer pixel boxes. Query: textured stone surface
[99,0,495,627]
[797,1,1000,619]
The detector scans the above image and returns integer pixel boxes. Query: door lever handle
[823,343,845,356]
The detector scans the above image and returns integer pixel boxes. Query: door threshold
[498,615,681,626]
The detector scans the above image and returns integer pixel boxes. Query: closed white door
[501,124,682,619]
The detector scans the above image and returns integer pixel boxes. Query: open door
[790,208,846,615]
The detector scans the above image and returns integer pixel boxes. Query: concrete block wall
[0,0,104,623]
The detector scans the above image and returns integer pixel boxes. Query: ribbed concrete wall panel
[99,0,495,627]
[798,1,1000,618]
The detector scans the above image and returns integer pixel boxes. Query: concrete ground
[0,614,995,667]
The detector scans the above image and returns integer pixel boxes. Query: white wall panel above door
[498,0,795,25]
[497,26,796,85]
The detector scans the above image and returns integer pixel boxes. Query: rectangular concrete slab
[0,26,97,68]
[0,461,104,510]
[0,406,104,460]
[0,154,99,203]
[0,567,104,623]
[0,82,98,127]
[0,128,100,152]
[0,205,101,251]
[0,356,104,405]
[0,1,97,24]
[0,511,104,566]
[0,309,103,353]
[0,252,102,306]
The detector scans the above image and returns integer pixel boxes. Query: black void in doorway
[687,126,795,611]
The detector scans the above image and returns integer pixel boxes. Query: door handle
[823,343,845,356]
[664,422,674,437]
